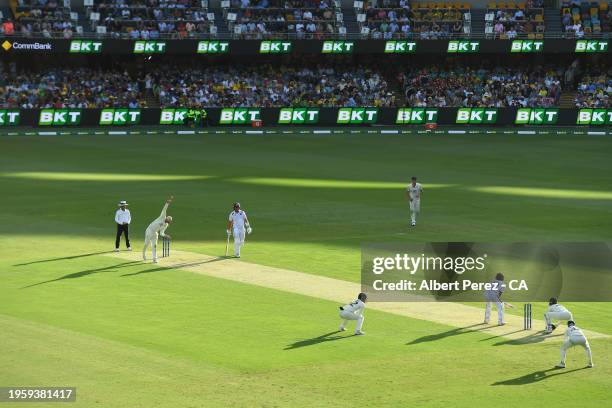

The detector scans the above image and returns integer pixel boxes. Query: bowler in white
[406,176,423,226]
[556,320,593,368]
[339,292,367,335]
[226,202,252,258]
[544,297,573,334]
[143,196,173,263]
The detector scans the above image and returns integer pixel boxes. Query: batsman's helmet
[358,292,368,302]
[568,320,575,327]
[549,297,558,305]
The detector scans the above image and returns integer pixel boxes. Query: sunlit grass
[233,177,455,189]
[471,186,612,200]
[0,172,213,181]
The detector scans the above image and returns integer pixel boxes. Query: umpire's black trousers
[116,224,131,249]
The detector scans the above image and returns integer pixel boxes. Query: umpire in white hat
[114,200,132,252]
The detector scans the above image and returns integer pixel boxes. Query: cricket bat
[225,233,230,257]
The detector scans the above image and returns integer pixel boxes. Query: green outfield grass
[1,132,611,407]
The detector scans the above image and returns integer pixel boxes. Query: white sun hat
[118,200,129,206]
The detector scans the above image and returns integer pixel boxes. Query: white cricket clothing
[484,279,506,324]
[407,182,422,223]
[560,325,592,366]
[229,210,248,257]
[339,299,366,332]
[484,279,505,301]
[545,304,573,329]
[406,182,423,200]
[143,202,170,262]
[115,208,131,224]
[229,210,248,230]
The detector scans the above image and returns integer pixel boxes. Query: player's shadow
[407,323,488,345]
[492,331,563,346]
[120,257,226,277]
[478,329,527,341]
[285,331,355,350]
[22,261,140,288]
[492,367,588,385]
[14,251,112,267]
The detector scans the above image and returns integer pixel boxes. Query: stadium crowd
[0,64,148,108]
[400,64,563,107]
[360,0,468,39]
[575,66,611,108]
[1,61,608,109]
[152,64,394,107]
[226,0,342,38]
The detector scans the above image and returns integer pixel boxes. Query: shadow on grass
[22,261,141,288]
[120,256,226,277]
[285,331,355,350]
[407,323,488,345]
[14,251,112,267]
[492,367,588,385]
[493,331,563,346]
[479,329,526,342]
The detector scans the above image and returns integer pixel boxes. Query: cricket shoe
[127,247,132,251]
[555,363,565,369]
[339,326,346,332]
[587,363,594,368]
[483,320,489,324]
[498,322,506,326]
[550,324,557,332]
[114,248,120,252]
[354,331,366,336]
[153,259,158,264]
[411,221,416,227]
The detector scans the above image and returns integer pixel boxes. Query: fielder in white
[556,320,594,368]
[339,292,367,335]
[484,273,506,326]
[544,297,573,334]
[142,196,173,263]
[406,176,423,226]
[226,202,252,258]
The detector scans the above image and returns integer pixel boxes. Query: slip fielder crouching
[339,292,367,335]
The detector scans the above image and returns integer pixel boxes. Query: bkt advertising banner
[2,108,612,128]
[1,38,610,55]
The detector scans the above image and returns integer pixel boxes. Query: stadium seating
[86,0,215,39]
[400,62,562,107]
[575,66,611,107]
[484,2,545,39]
[10,0,76,38]
[223,0,345,39]
[560,1,611,37]
[7,60,612,109]
[355,1,471,39]
[0,66,148,108]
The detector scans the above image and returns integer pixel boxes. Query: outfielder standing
[556,320,594,368]
[143,196,173,263]
[339,292,367,335]
[227,202,251,258]
[406,176,423,227]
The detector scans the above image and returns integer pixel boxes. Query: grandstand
[1,0,611,38]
